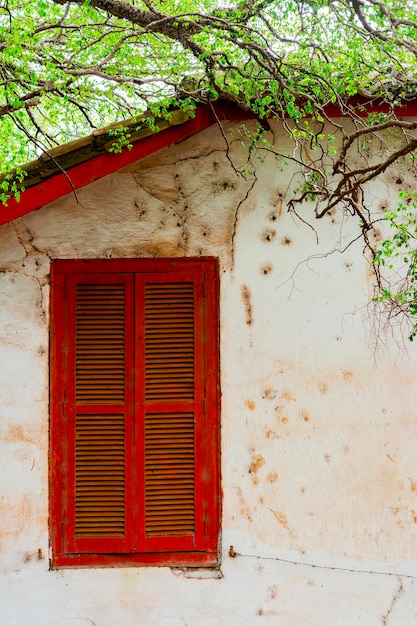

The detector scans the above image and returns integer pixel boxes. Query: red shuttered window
[50,258,220,567]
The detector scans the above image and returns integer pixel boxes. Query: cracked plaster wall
[1,119,417,625]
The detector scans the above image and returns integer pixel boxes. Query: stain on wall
[241,284,253,325]
[260,263,273,276]
[261,228,276,243]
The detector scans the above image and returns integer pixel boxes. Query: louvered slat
[76,285,125,403]
[144,413,195,536]
[144,283,194,403]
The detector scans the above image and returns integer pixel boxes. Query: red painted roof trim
[320,97,417,119]
[2,97,417,227]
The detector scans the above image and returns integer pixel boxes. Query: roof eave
[0,101,252,227]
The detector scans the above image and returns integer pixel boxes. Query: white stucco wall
[1,119,417,625]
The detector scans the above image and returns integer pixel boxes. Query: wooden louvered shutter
[64,274,135,554]
[135,273,206,552]
[51,258,220,566]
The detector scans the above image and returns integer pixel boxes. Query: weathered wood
[0,107,192,194]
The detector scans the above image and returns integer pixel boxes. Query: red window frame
[50,258,220,567]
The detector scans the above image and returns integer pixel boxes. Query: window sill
[51,550,220,569]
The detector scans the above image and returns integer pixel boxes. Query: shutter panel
[75,284,125,538]
[144,282,196,540]
[65,276,135,554]
[137,276,205,551]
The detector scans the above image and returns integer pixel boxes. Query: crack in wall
[132,152,235,256]
[168,149,224,165]
[131,145,255,266]
[9,220,50,321]
[174,168,189,253]
[381,578,404,625]
[12,220,44,258]
[231,176,257,272]
[132,149,226,202]
[1,270,48,326]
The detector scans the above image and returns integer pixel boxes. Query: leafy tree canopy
[2,0,417,164]
[3,0,417,336]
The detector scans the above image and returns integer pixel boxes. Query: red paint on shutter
[63,275,135,554]
[74,284,126,538]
